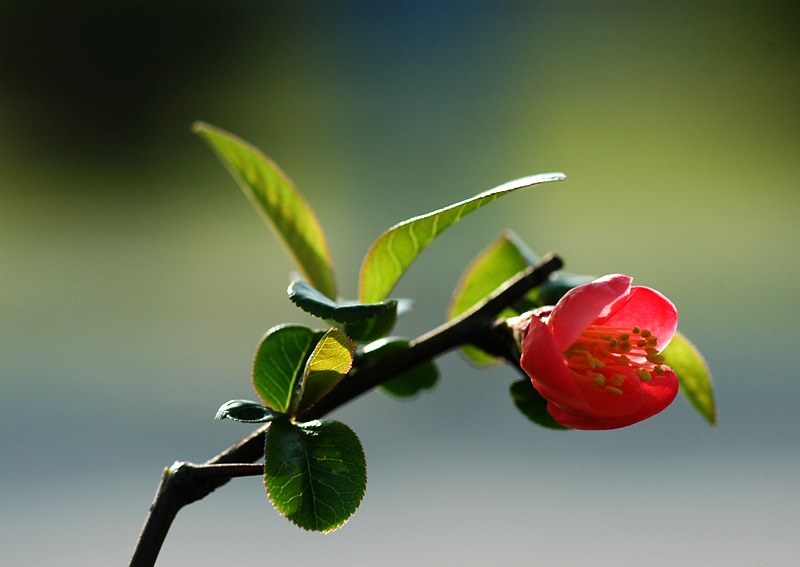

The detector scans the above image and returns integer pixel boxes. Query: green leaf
[448,230,533,367]
[252,325,323,413]
[343,305,399,342]
[361,338,439,398]
[293,328,354,414]
[662,330,717,425]
[510,379,570,430]
[193,122,337,299]
[265,419,367,532]
[214,400,283,423]
[288,280,397,324]
[358,173,566,304]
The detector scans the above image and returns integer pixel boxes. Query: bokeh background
[2,1,798,565]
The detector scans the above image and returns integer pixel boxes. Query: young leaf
[193,122,337,299]
[448,231,532,367]
[215,400,283,423]
[509,379,569,431]
[293,328,354,414]
[358,173,566,304]
[288,280,397,324]
[361,338,439,398]
[264,419,367,532]
[252,325,323,413]
[662,330,717,425]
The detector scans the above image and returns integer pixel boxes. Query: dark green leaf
[358,173,566,304]
[193,122,336,299]
[288,280,397,326]
[343,304,398,342]
[360,338,439,398]
[293,328,354,414]
[265,420,367,532]
[662,330,717,425]
[380,362,439,398]
[510,379,570,430]
[252,325,323,413]
[214,400,283,423]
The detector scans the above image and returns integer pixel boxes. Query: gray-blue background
[2,2,798,565]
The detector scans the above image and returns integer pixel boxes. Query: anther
[604,386,624,396]
[636,368,652,382]
[632,326,641,334]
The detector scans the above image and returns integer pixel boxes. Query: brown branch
[129,254,562,567]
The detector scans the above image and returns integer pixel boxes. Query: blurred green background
[2,1,798,565]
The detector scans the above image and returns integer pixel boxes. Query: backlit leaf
[358,173,566,303]
[193,122,336,299]
[265,419,367,532]
[448,230,532,366]
[293,328,354,414]
[252,325,323,413]
[662,330,717,425]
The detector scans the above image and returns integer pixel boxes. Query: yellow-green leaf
[293,328,354,414]
[447,230,532,367]
[193,122,336,299]
[662,330,717,425]
[358,173,565,303]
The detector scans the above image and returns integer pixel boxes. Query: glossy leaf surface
[193,122,336,299]
[662,330,717,425]
[214,400,282,423]
[265,420,367,532]
[288,280,397,324]
[252,325,323,413]
[293,328,354,414]
[358,173,566,303]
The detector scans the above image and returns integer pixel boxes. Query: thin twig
[129,254,562,567]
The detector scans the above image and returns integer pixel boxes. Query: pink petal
[521,316,593,413]
[599,286,678,347]
[548,274,632,350]
[546,370,679,430]
[575,373,643,417]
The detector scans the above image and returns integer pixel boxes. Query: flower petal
[520,316,593,413]
[599,286,678,348]
[548,274,632,350]
[546,369,679,430]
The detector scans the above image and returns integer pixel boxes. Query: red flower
[520,274,679,430]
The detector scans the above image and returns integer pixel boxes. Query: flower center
[563,324,666,396]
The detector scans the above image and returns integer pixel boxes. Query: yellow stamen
[563,322,668,394]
